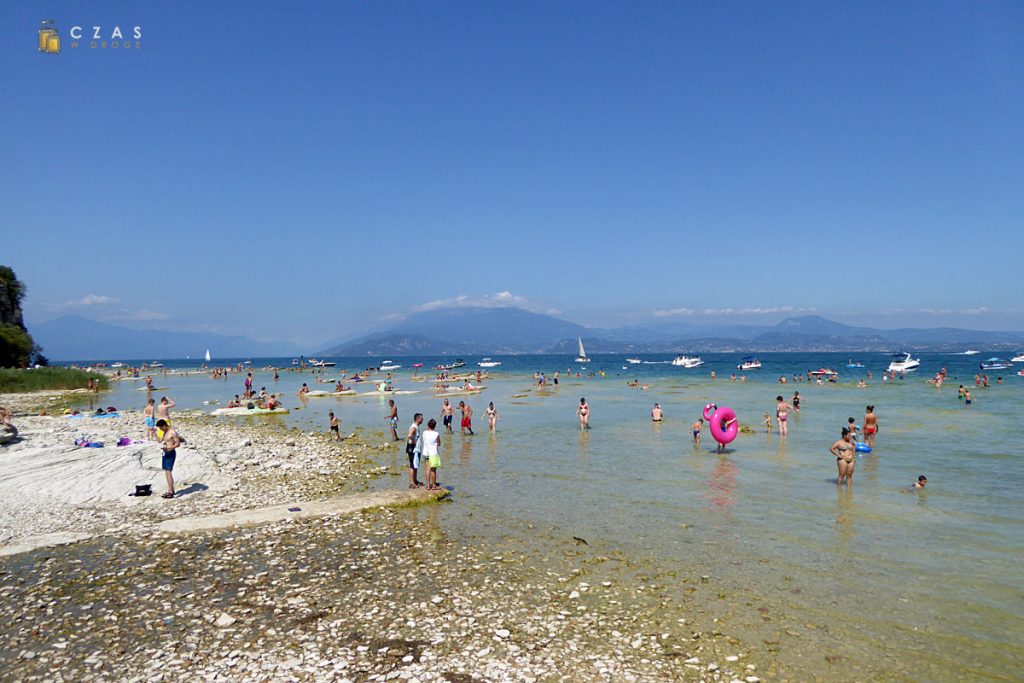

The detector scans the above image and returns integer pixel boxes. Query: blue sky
[3,1,1023,344]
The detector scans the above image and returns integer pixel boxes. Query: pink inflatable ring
[703,404,738,446]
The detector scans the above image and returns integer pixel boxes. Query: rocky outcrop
[0,266,41,368]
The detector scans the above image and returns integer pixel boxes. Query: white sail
[575,337,589,362]
[205,349,211,362]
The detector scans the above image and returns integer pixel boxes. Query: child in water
[762,413,772,433]
[691,418,703,442]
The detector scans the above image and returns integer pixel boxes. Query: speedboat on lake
[378,361,402,371]
[846,359,865,368]
[887,352,920,373]
[478,358,501,368]
[979,358,1011,371]
[737,356,761,370]
[1011,352,1024,362]
[961,350,980,356]
[671,355,704,368]
[626,358,642,364]
[809,368,839,378]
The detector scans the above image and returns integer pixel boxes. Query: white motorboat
[979,358,1012,371]
[309,359,337,368]
[671,355,704,368]
[626,358,642,364]
[1011,352,1024,362]
[478,358,502,368]
[575,337,590,363]
[111,362,124,368]
[887,352,920,373]
[961,350,979,355]
[737,356,761,370]
[378,361,402,371]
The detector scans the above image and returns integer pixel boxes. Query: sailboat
[575,337,590,363]
[204,349,211,363]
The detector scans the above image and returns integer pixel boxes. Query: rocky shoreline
[0,393,770,682]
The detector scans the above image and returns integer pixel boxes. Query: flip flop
[161,492,174,499]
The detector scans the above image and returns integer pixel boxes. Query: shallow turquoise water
[72,353,1024,679]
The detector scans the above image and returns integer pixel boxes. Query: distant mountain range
[29,309,1024,361]
[31,315,302,361]
[321,309,1024,355]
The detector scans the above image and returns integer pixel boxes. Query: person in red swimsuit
[863,405,879,448]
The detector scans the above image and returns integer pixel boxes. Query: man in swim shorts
[458,401,474,435]
[440,399,454,434]
[386,399,399,441]
[406,412,424,488]
[651,403,663,422]
[329,411,341,441]
[144,398,157,441]
[156,419,180,499]
[863,405,878,448]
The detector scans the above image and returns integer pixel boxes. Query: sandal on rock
[161,492,175,499]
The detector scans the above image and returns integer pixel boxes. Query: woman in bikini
[485,402,498,432]
[863,405,879,448]
[775,396,794,436]
[830,427,856,486]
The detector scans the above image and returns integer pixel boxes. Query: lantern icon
[38,19,60,54]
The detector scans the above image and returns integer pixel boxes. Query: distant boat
[478,358,501,368]
[412,363,424,368]
[309,359,336,367]
[111,362,124,368]
[846,359,865,368]
[291,359,300,365]
[575,337,590,363]
[626,358,642,364]
[961,350,980,355]
[671,355,704,368]
[979,358,1011,371]
[434,358,467,371]
[1011,352,1024,362]
[378,361,402,371]
[204,349,211,362]
[887,352,920,373]
[809,368,839,377]
[737,356,761,370]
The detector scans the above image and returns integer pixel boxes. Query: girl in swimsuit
[830,427,856,486]
[485,402,498,432]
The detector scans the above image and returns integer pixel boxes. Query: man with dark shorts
[406,413,424,488]
[440,399,454,434]
[156,419,180,499]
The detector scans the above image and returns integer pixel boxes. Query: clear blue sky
[3,1,1023,344]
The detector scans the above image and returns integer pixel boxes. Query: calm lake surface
[66,353,1024,680]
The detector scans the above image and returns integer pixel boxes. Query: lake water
[65,353,1024,680]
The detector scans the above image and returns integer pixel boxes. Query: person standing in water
[577,397,590,430]
[458,401,474,435]
[830,427,856,486]
[775,395,794,436]
[440,398,454,434]
[863,405,879,448]
[485,402,498,432]
[651,403,663,422]
[792,391,801,413]
[692,417,703,442]
[386,399,399,441]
